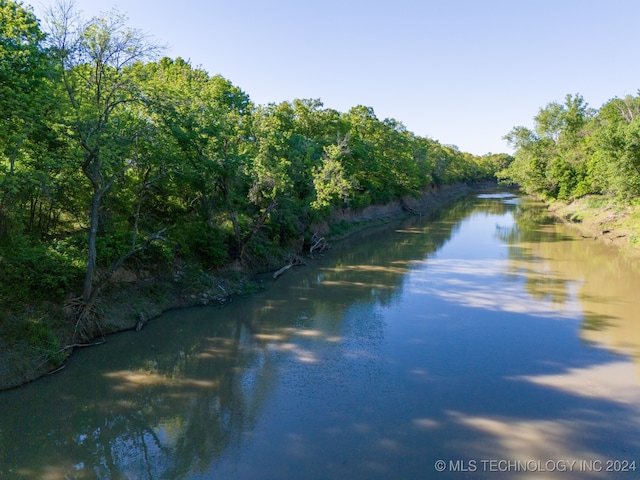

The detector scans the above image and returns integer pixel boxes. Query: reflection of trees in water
[98,194,512,478]
[498,196,640,370]
[99,319,289,479]
[496,198,568,260]
[6,191,597,479]
[495,197,577,305]
[317,195,516,310]
[0,315,279,479]
[581,311,616,332]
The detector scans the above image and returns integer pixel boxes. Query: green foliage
[502,92,640,202]
[0,313,65,366]
[0,236,83,308]
[0,2,510,343]
[312,140,354,211]
[172,221,228,268]
[329,219,353,237]
[0,0,50,162]
[590,99,640,199]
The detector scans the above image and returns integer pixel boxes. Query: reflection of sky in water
[434,210,515,260]
[477,192,517,199]
[407,258,582,319]
[2,193,640,480]
[406,211,582,319]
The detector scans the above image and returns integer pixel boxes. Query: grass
[0,307,69,389]
[549,194,640,255]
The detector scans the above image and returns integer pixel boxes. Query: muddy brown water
[1,193,639,479]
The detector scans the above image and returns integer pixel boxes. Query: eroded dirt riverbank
[1,183,481,390]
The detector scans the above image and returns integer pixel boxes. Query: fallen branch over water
[59,340,106,351]
[273,255,305,279]
[37,340,106,370]
[309,233,329,257]
[136,312,147,331]
[46,365,66,375]
[273,263,294,279]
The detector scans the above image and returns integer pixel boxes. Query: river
[1,192,639,479]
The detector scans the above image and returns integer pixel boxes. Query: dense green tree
[0,0,59,232]
[500,94,593,200]
[0,0,46,179]
[45,2,165,328]
[500,90,640,201]
[311,135,353,211]
[590,95,640,198]
[136,57,254,262]
[0,1,509,338]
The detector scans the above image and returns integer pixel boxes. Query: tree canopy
[500,92,640,201]
[0,1,507,338]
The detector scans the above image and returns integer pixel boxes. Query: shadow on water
[1,192,640,479]
[581,312,617,332]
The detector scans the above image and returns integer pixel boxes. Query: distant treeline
[0,1,509,314]
[499,92,640,201]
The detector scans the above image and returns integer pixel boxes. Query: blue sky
[28,0,640,155]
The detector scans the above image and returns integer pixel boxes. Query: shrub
[0,237,83,308]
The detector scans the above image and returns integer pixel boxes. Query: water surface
[1,193,639,479]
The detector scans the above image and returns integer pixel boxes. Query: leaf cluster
[0,1,508,316]
[501,92,640,201]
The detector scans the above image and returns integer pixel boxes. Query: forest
[1,0,510,379]
[500,92,640,202]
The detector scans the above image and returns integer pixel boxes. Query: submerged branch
[273,254,305,279]
[309,234,330,257]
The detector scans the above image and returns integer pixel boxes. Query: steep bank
[314,183,476,239]
[0,183,484,391]
[546,195,640,258]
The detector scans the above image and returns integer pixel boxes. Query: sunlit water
[2,193,640,479]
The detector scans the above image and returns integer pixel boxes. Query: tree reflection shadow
[504,196,640,363]
[2,192,640,479]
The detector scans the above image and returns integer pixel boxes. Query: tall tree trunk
[82,186,104,304]
[239,200,277,260]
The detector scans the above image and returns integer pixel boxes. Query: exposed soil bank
[546,195,640,259]
[0,182,488,391]
[314,183,478,239]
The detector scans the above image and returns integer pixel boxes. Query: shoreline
[1,182,488,391]
[545,195,640,260]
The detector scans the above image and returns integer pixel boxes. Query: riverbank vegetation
[499,92,640,251]
[0,1,510,387]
